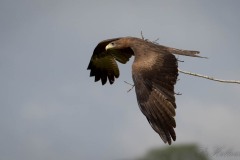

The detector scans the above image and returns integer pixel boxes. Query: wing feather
[87,38,133,85]
[133,53,178,145]
[111,49,133,64]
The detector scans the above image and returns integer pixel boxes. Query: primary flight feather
[87,37,201,145]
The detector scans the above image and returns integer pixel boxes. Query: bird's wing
[87,38,133,85]
[132,53,178,145]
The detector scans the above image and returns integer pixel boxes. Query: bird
[87,36,202,145]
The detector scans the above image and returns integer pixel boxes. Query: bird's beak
[105,43,113,50]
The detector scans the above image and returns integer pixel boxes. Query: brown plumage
[87,37,202,145]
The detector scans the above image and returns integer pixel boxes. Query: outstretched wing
[132,53,178,145]
[87,38,133,85]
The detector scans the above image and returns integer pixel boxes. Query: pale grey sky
[1,0,240,160]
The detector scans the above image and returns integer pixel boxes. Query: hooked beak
[105,43,114,50]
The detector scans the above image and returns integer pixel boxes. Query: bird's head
[105,39,128,50]
[105,41,119,50]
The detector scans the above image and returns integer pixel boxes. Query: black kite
[87,37,201,145]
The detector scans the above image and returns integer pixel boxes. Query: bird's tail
[167,47,207,58]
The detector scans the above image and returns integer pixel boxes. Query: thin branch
[179,69,240,84]
[141,31,159,44]
[140,32,240,85]
[140,31,145,40]
[177,58,184,63]
[175,92,182,95]
[153,38,160,43]
[124,81,135,92]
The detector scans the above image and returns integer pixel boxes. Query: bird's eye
[111,42,115,46]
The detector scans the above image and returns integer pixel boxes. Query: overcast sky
[1,0,240,160]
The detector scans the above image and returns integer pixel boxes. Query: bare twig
[153,38,159,43]
[124,81,135,92]
[177,58,184,63]
[140,32,240,85]
[175,92,182,95]
[141,31,145,40]
[179,69,240,84]
[141,31,159,44]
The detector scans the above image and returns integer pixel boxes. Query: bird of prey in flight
[87,37,202,145]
